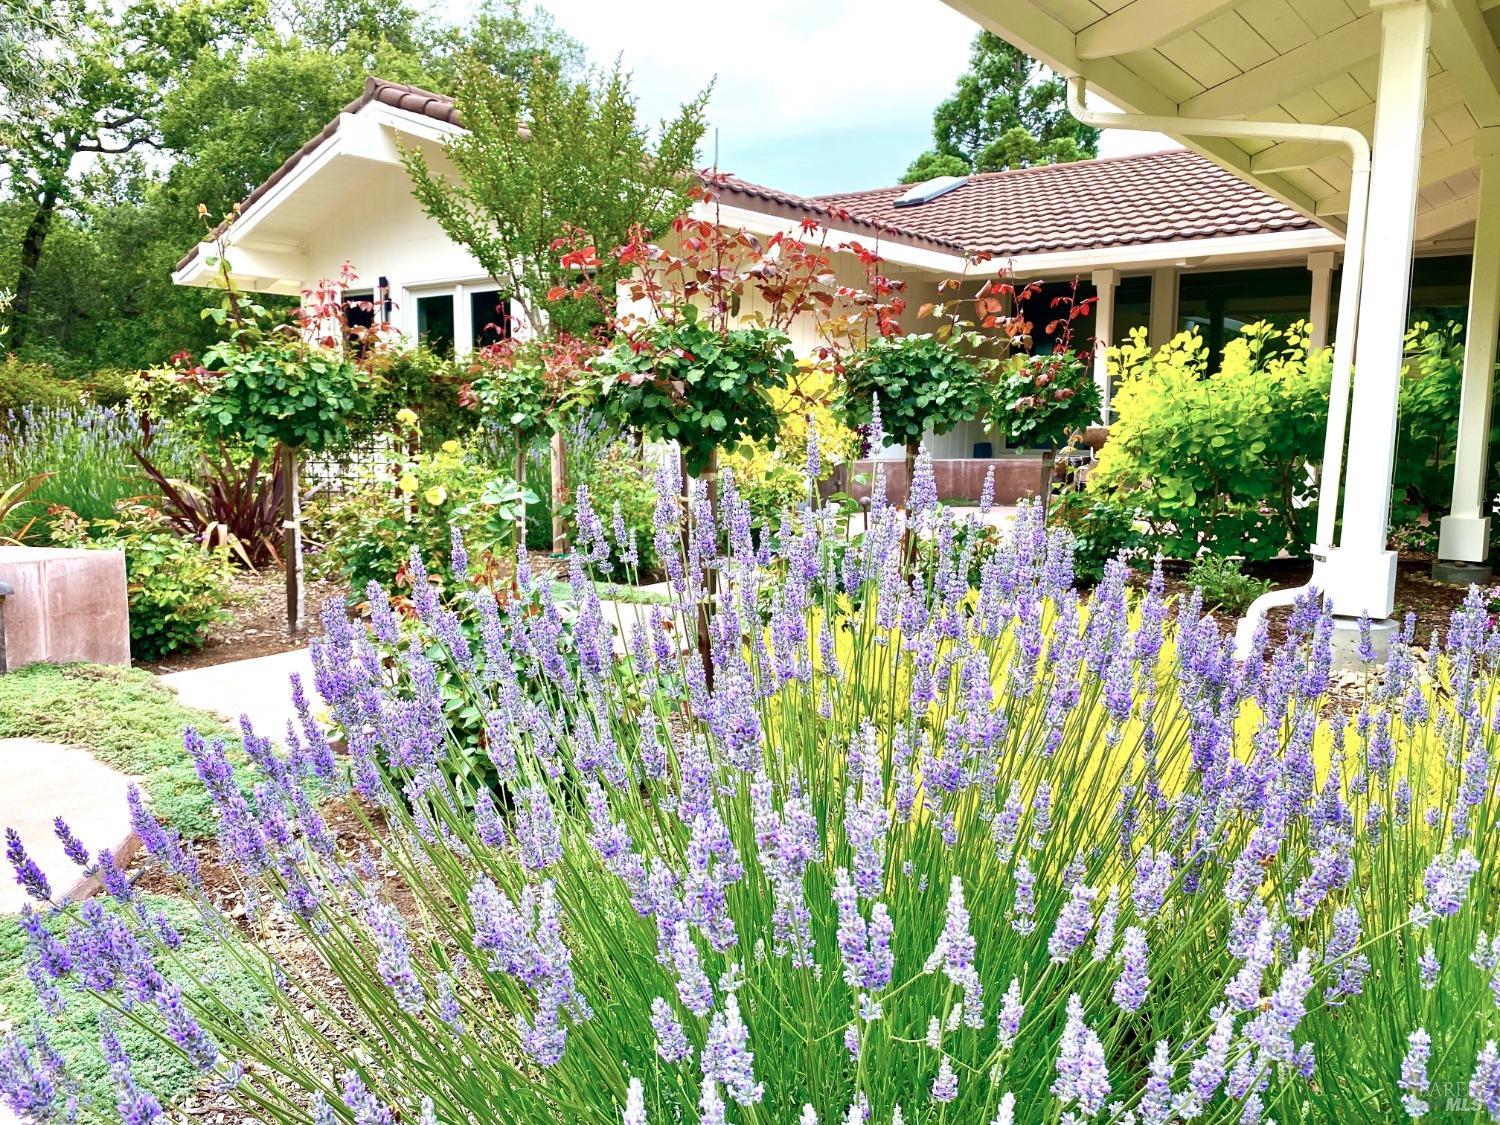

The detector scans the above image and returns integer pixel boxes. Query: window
[416,293,455,355]
[469,289,512,349]
[1176,266,1312,369]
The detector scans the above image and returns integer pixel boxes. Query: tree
[403,54,708,550]
[901,32,1098,183]
[403,58,708,340]
[1,0,246,348]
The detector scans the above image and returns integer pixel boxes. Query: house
[931,0,1500,640]
[173,68,1492,604]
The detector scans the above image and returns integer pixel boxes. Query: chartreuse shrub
[720,358,862,529]
[1090,322,1331,561]
[6,456,1500,1124]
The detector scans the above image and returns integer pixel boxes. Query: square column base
[1437,514,1491,564]
[1312,547,1398,620]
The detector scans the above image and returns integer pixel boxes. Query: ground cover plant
[0,663,243,840]
[4,453,1500,1124]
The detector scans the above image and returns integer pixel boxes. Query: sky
[542,0,1179,198]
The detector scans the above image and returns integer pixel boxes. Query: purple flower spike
[52,818,89,868]
[5,828,51,903]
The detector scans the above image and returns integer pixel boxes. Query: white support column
[1306,251,1338,351]
[1438,127,1500,567]
[1320,0,1433,620]
[1091,268,1119,423]
[1148,266,1178,348]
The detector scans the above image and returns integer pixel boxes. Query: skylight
[893,175,969,207]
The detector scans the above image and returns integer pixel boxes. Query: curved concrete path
[0,739,135,916]
[159,647,316,743]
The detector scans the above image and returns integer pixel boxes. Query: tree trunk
[694,448,719,689]
[1038,447,1056,526]
[515,442,528,552]
[281,444,305,637]
[8,182,60,350]
[550,430,568,556]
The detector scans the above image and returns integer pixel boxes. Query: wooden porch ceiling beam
[940,0,1326,218]
[1430,0,1500,127]
[1315,135,1477,216]
[1248,74,1465,173]
[1075,0,1243,61]
[1178,13,1382,119]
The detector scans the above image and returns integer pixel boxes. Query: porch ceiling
[941,0,1500,244]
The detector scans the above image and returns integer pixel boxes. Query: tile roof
[177,81,1319,278]
[815,150,1321,257]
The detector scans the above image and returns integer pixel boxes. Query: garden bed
[140,570,345,672]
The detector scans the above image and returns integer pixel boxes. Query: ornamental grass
[4,450,1500,1125]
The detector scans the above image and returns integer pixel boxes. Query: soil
[1146,551,1484,649]
[141,570,347,673]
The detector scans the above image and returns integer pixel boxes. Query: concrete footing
[1431,558,1493,586]
[1330,615,1398,670]
[0,546,130,671]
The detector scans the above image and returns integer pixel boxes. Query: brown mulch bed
[1143,553,1481,649]
[141,570,347,673]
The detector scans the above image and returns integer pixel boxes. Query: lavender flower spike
[5,828,51,903]
[622,1076,647,1125]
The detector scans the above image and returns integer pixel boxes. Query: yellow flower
[424,485,448,507]
[396,407,418,427]
[441,439,461,454]
[397,472,418,494]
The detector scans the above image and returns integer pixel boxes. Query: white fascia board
[357,101,466,146]
[696,200,970,274]
[990,227,1344,278]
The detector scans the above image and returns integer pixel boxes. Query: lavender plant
[3,446,1500,1124]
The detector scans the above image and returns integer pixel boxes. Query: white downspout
[1064,79,1372,656]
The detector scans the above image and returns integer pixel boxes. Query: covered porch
[939,0,1500,628]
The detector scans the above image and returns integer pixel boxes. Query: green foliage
[0,354,76,410]
[839,332,990,453]
[0,893,268,1112]
[311,427,530,591]
[403,53,708,339]
[1090,322,1331,561]
[577,441,661,577]
[0,661,243,837]
[51,503,230,661]
[192,308,373,455]
[1050,490,1146,584]
[361,346,474,448]
[464,344,552,443]
[902,31,1098,182]
[994,349,1100,450]
[1184,553,1274,614]
[1392,320,1467,526]
[593,311,797,477]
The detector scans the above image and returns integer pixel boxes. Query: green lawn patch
[0,663,238,840]
[0,894,268,1114]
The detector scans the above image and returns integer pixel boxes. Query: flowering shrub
[5,455,1500,1124]
[310,416,531,592]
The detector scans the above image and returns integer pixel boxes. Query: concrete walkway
[0,739,135,916]
[160,647,315,743]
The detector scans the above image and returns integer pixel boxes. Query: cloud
[536,0,1179,194]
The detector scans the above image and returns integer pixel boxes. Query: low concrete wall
[848,457,1047,507]
[0,546,130,671]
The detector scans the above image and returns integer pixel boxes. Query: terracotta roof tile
[814,150,1320,257]
[178,83,1317,278]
